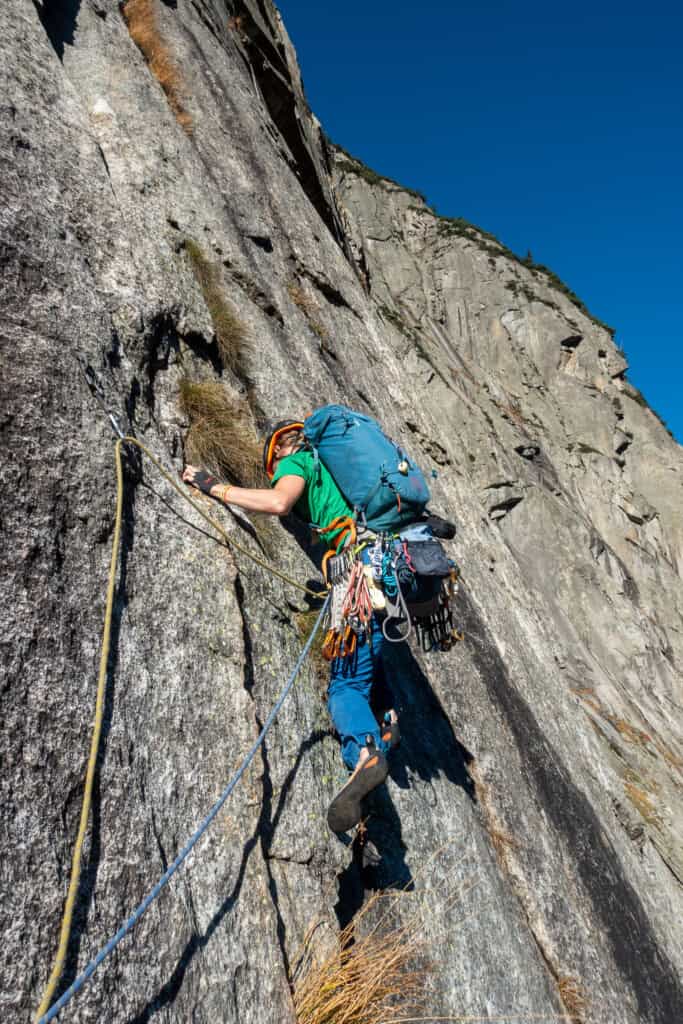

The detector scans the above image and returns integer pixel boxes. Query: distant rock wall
[1,2,681,1023]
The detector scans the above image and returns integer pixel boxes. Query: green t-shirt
[271,450,353,546]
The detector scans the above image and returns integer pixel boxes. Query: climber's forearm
[209,483,294,516]
[182,463,304,515]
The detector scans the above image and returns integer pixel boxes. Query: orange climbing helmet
[262,419,305,479]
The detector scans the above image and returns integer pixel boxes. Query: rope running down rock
[34,435,329,1022]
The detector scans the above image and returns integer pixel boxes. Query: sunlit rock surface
[1,2,681,1022]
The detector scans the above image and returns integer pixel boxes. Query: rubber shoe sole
[327,751,389,833]
[381,718,401,749]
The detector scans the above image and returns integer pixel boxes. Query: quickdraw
[322,623,357,660]
[321,542,374,662]
[341,558,373,629]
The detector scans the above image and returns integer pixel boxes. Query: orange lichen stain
[123,0,193,133]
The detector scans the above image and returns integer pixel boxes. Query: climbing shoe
[380,711,401,750]
[327,738,389,833]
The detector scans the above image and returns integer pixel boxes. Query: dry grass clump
[292,891,430,1024]
[612,717,651,745]
[122,0,193,133]
[185,240,250,378]
[287,280,329,343]
[572,690,653,749]
[558,975,588,1023]
[179,379,262,486]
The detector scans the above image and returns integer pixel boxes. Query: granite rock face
[1,2,682,1023]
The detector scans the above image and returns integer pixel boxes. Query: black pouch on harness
[382,535,456,645]
[404,538,452,577]
[403,537,460,651]
[403,539,450,619]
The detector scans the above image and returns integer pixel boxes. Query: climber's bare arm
[182,465,305,516]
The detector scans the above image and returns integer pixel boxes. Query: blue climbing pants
[327,614,393,770]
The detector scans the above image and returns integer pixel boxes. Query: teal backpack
[303,405,430,532]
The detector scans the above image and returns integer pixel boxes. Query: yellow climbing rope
[34,442,125,1021]
[35,436,325,1020]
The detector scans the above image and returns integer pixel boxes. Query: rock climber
[182,420,399,833]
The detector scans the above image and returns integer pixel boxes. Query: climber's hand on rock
[183,465,217,494]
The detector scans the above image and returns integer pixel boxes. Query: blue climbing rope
[38,592,330,1023]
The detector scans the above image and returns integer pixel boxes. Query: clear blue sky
[279,1,682,442]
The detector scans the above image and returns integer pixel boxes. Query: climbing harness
[320,527,464,655]
[34,414,328,1022]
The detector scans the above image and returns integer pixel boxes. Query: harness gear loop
[316,515,358,554]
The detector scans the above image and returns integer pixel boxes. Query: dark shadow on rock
[34,0,81,62]
[333,831,367,933]
[377,641,476,800]
[456,585,683,1024]
[330,643,474,931]
[333,784,415,934]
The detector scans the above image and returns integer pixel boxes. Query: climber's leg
[327,616,390,770]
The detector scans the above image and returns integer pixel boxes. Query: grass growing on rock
[185,240,250,379]
[287,280,329,344]
[179,380,262,486]
[122,0,193,134]
[558,975,588,1023]
[292,890,430,1024]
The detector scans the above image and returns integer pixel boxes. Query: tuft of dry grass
[287,280,329,343]
[612,718,651,745]
[468,761,519,874]
[573,691,653,749]
[122,0,193,133]
[487,824,520,865]
[178,380,262,486]
[557,975,588,1023]
[292,890,430,1024]
[185,240,250,378]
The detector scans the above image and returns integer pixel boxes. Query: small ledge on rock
[515,444,540,461]
[484,479,518,490]
[489,496,523,520]
[247,235,274,253]
[619,494,657,525]
[614,430,633,456]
